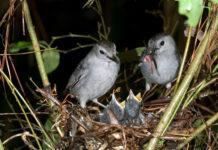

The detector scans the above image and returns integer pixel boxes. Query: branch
[177,112,218,149]
[22,0,50,87]
[146,6,218,150]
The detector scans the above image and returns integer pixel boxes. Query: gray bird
[65,41,120,108]
[124,90,141,119]
[100,93,124,124]
[108,93,124,121]
[140,34,180,91]
[100,91,145,125]
[122,90,145,125]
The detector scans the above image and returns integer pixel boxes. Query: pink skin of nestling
[142,55,156,74]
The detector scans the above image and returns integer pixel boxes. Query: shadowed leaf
[42,50,60,74]
[9,41,32,53]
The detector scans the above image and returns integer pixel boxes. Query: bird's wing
[66,60,90,90]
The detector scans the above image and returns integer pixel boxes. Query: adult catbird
[65,41,120,108]
[140,34,180,91]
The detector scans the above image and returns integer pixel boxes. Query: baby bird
[100,93,124,124]
[65,41,120,108]
[122,90,145,125]
[140,34,180,91]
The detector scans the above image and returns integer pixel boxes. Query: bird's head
[148,34,176,56]
[94,41,120,63]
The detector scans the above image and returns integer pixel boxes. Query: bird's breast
[141,54,179,84]
[86,61,119,98]
[93,61,119,80]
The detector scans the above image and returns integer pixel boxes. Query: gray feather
[66,41,120,108]
[140,34,180,91]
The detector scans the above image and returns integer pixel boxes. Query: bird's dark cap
[149,33,169,42]
[98,40,116,52]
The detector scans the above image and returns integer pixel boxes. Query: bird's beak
[108,54,119,63]
[147,47,154,55]
[141,47,154,63]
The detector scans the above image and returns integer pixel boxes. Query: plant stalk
[145,7,218,150]
[22,0,50,87]
[174,26,192,92]
[177,112,218,149]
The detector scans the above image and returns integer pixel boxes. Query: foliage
[0,0,217,149]
[9,41,60,74]
[42,50,60,74]
[9,41,32,53]
[178,0,203,27]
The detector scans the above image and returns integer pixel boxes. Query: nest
[55,98,196,150]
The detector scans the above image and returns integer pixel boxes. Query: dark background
[33,0,164,91]
[0,1,166,147]
[0,0,174,99]
[1,1,218,149]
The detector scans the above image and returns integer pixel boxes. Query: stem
[183,76,218,108]
[0,69,55,149]
[95,0,108,39]
[146,8,218,150]
[0,70,42,149]
[22,0,49,87]
[0,139,4,150]
[50,33,98,46]
[177,112,218,149]
[174,26,192,92]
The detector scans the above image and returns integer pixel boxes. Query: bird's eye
[99,50,105,55]
[160,40,165,46]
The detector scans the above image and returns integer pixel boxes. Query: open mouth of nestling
[143,55,153,63]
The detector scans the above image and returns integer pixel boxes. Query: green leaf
[157,139,165,149]
[193,119,204,128]
[42,50,60,74]
[178,0,203,27]
[135,47,145,56]
[9,41,32,53]
[43,118,60,149]
[118,47,145,63]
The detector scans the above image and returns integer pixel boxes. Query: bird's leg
[145,82,151,91]
[166,82,172,89]
[92,98,107,108]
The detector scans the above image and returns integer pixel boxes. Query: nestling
[140,34,180,91]
[100,90,145,125]
[65,41,120,108]
[100,93,124,124]
[122,90,145,125]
